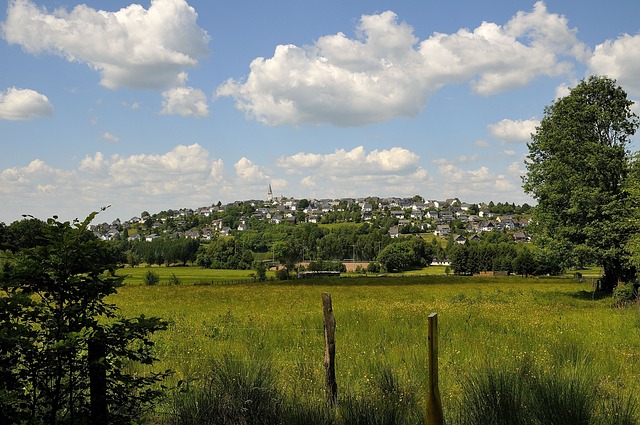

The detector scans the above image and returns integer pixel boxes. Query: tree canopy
[523,75,639,291]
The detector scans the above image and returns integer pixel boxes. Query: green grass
[109,275,640,423]
[116,266,275,285]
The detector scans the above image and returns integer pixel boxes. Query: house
[513,232,528,243]
[435,224,450,236]
[183,230,200,239]
[453,234,467,244]
[389,226,400,238]
[145,234,159,242]
[410,210,424,220]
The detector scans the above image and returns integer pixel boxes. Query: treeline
[448,235,562,276]
[1,217,564,276]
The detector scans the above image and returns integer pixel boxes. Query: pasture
[110,273,640,423]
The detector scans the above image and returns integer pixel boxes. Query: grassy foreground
[111,274,640,424]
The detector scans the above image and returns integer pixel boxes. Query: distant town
[89,185,533,245]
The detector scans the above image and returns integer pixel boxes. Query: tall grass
[110,276,640,424]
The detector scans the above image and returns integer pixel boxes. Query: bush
[169,273,182,285]
[276,267,290,280]
[366,262,381,273]
[0,213,169,425]
[613,282,637,306]
[144,270,160,285]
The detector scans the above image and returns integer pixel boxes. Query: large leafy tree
[523,76,639,291]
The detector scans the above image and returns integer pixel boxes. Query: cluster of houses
[90,191,531,243]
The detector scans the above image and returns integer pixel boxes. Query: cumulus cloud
[218,2,585,126]
[488,118,539,143]
[0,87,53,120]
[278,146,419,175]
[234,157,270,182]
[588,33,640,97]
[161,86,209,117]
[275,146,430,198]
[432,157,525,200]
[2,0,210,89]
[0,144,226,221]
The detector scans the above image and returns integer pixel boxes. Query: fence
[87,293,445,424]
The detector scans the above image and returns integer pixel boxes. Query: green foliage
[255,263,267,282]
[366,261,381,273]
[613,282,638,306]
[144,269,160,285]
[523,75,640,291]
[169,273,182,285]
[196,237,254,270]
[0,213,169,424]
[377,237,434,272]
[308,260,346,272]
[276,267,290,280]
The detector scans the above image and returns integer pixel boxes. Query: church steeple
[267,183,273,202]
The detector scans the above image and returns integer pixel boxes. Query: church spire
[267,183,273,202]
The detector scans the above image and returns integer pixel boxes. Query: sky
[1,0,640,224]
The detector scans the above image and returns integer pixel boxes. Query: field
[116,266,269,285]
[110,272,640,424]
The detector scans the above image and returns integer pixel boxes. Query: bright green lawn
[116,266,275,285]
[110,275,640,422]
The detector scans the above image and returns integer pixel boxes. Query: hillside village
[90,186,532,244]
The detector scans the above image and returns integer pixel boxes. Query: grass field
[110,272,640,423]
[116,266,272,285]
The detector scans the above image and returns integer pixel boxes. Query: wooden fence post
[88,329,108,425]
[322,292,337,406]
[426,312,444,425]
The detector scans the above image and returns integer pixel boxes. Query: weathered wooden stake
[426,312,444,425]
[322,292,337,406]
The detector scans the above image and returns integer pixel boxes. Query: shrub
[169,273,182,285]
[144,270,160,285]
[276,267,290,280]
[366,262,381,273]
[613,282,637,306]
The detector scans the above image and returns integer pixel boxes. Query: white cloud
[554,82,572,99]
[589,33,640,97]
[275,146,430,198]
[474,140,490,148]
[234,157,270,182]
[218,2,585,126]
[278,146,419,175]
[488,118,539,144]
[161,86,209,117]
[502,150,517,157]
[0,144,226,221]
[432,157,526,201]
[101,132,119,143]
[2,0,210,90]
[0,87,53,120]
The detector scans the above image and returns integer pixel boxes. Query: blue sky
[1,0,640,223]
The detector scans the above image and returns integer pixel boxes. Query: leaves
[523,76,639,290]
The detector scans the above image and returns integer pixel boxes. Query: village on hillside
[90,185,533,245]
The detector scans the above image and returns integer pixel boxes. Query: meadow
[111,271,640,424]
